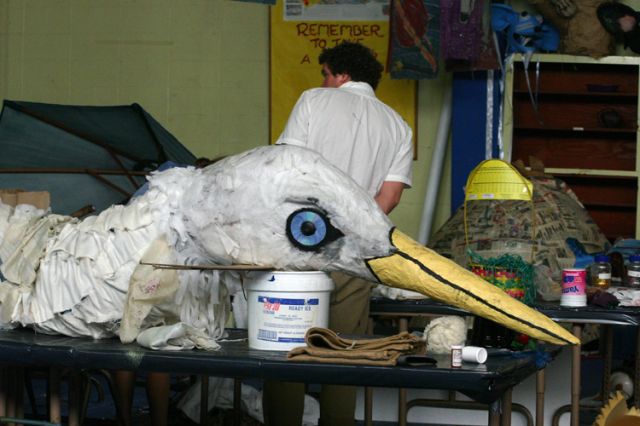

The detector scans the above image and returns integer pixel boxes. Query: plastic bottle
[450,345,462,368]
[590,254,612,290]
[625,255,640,288]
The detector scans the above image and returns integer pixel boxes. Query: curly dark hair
[318,41,383,90]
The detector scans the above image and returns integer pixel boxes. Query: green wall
[0,0,452,240]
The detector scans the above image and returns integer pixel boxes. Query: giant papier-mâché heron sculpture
[0,145,578,347]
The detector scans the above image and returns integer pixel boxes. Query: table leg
[365,318,374,426]
[364,387,373,426]
[48,368,61,425]
[398,389,407,426]
[6,368,15,423]
[200,375,209,425]
[397,317,409,426]
[0,366,5,417]
[364,317,375,426]
[68,371,81,426]
[635,325,640,409]
[602,325,613,400]
[234,378,242,426]
[535,368,545,426]
[15,367,23,420]
[489,399,501,426]
[501,387,513,426]
[571,324,582,426]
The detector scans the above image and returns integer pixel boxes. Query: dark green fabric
[0,100,196,214]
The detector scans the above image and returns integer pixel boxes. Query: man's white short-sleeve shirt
[275,81,413,198]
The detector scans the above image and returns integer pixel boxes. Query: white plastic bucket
[245,271,335,351]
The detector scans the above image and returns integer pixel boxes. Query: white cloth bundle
[136,322,220,351]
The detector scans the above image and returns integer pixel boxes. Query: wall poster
[269,0,417,157]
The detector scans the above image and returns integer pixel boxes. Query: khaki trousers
[262,272,372,426]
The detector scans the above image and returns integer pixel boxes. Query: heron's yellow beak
[366,229,579,345]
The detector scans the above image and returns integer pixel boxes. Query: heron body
[0,145,578,346]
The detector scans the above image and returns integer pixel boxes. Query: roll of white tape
[610,371,634,399]
[462,346,488,364]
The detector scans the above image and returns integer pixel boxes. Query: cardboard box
[0,189,50,210]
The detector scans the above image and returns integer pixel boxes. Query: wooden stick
[139,262,274,271]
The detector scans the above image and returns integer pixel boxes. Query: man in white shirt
[276,44,413,214]
[263,41,413,426]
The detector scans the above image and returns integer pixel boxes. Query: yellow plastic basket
[464,159,534,202]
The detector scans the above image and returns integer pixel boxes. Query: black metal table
[0,327,550,426]
[370,297,640,426]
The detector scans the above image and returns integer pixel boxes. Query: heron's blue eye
[286,208,343,251]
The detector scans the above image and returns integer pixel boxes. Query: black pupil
[301,221,316,236]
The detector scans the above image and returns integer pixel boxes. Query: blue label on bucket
[276,337,305,343]
[257,296,319,305]
[257,329,305,343]
[258,329,277,340]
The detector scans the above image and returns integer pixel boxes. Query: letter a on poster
[269,0,417,157]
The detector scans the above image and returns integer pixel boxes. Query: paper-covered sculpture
[0,145,579,347]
